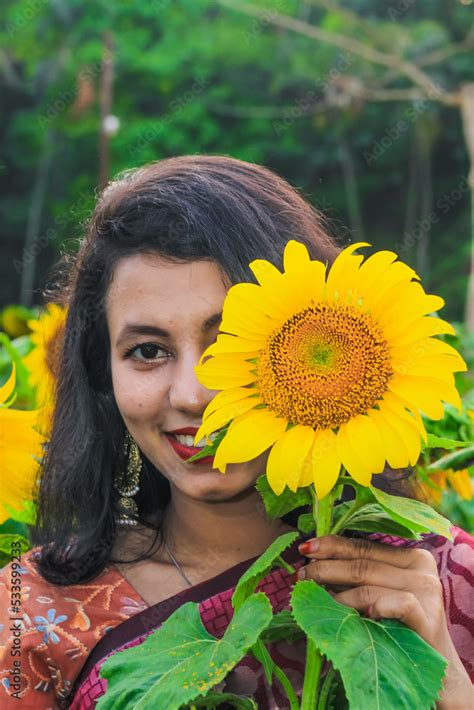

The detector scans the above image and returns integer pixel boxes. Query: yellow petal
[364,261,419,311]
[199,334,263,364]
[194,394,262,445]
[201,386,259,419]
[336,424,373,486]
[309,428,342,499]
[344,414,385,474]
[388,374,461,419]
[376,402,421,465]
[283,240,311,271]
[368,409,409,470]
[0,363,16,404]
[389,317,455,345]
[393,354,467,377]
[249,258,282,287]
[375,283,444,332]
[325,243,369,302]
[446,470,473,501]
[221,283,281,338]
[266,424,315,494]
[213,408,287,471]
[380,390,428,443]
[194,354,257,389]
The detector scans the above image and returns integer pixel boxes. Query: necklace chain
[163,539,193,588]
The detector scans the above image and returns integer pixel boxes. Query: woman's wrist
[435,629,473,708]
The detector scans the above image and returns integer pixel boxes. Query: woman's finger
[367,591,428,638]
[333,586,429,639]
[299,535,438,573]
[298,557,439,596]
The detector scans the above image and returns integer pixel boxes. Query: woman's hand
[297,535,473,708]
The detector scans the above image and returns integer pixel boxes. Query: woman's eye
[128,343,170,362]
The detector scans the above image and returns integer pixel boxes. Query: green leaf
[297,512,315,534]
[342,504,422,539]
[291,581,447,710]
[427,446,474,472]
[232,531,298,611]
[369,486,452,540]
[185,426,229,463]
[424,433,471,450]
[191,691,257,708]
[256,475,312,520]
[98,594,273,710]
[3,500,37,526]
[260,610,305,645]
[0,534,30,556]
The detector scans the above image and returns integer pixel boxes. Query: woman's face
[106,253,269,502]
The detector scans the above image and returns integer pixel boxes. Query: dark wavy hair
[33,154,344,585]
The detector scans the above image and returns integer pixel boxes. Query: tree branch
[216,0,458,106]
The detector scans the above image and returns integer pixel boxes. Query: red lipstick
[165,428,215,466]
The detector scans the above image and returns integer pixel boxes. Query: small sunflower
[23,303,67,408]
[0,364,45,524]
[418,469,473,505]
[194,241,466,498]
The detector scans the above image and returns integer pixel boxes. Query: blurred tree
[0,0,472,323]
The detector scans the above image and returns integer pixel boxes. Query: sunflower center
[256,302,393,429]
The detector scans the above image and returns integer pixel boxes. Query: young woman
[0,156,472,708]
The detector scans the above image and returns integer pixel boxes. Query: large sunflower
[194,242,466,499]
[23,303,67,409]
[0,364,45,523]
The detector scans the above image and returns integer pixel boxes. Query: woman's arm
[296,535,473,708]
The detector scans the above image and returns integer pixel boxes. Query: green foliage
[369,485,453,539]
[256,475,312,520]
[2,0,473,320]
[98,594,273,710]
[231,531,298,611]
[291,581,447,710]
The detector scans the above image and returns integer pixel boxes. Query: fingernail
[299,540,319,555]
[297,567,306,581]
[365,605,373,618]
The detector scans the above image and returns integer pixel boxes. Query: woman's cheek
[112,364,163,420]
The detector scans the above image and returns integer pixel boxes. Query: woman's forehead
[106,253,228,334]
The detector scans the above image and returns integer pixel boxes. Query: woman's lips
[165,434,215,466]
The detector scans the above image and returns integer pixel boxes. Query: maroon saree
[68,529,474,709]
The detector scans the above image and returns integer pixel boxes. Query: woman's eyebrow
[116,312,222,347]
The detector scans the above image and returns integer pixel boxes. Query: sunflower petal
[336,424,373,486]
[344,414,385,473]
[213,409,287,472]
[194,354,257,389]
[390,317,455,345]
[376,403,422,466]
[0,363,16,404]
[309,428,342,499]
[194,394,262,445]
[201,386,259,419]
[368,409,409,470]
[266,424,315,494]
[326,243,369,302]
[388,374,461,419]
[199,334,263,365]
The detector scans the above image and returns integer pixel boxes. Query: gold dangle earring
[115,431,142,526]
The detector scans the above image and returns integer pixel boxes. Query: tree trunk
[459,83,474,333]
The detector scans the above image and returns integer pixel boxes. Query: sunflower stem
[300,489,335,709]
[330,498,366,535]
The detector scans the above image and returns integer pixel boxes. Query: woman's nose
[168,350,216,416]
